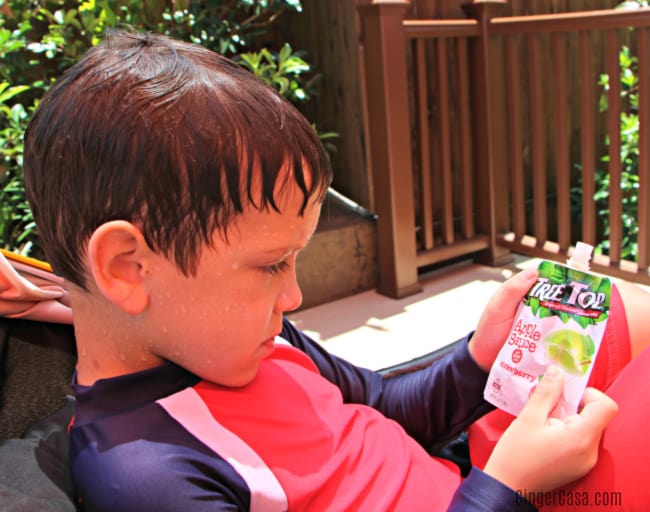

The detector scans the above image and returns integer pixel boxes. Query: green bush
[0,0,329,259]
[0,8,42,257]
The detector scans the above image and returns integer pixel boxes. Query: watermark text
[516,489,623,508]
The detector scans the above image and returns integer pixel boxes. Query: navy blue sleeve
[448,468,537,511]
[280,318,494,448]
[71,405,250,512]
[281,319,537,512]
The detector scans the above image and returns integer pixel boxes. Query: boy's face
[143,177,322,387]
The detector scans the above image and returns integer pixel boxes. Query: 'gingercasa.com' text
[516,489,623,508]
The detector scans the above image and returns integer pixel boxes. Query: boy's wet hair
[23,29,332,290]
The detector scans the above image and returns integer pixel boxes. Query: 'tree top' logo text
[529,278,606,311]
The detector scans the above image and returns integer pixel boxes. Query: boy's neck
[74,338,165,386]
[71,291,164,386]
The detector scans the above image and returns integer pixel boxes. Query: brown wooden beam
[356,0,423,298]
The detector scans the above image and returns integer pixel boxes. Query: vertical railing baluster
[579,30,597,247]
[456,37,475,239]
[436,38,454,244]
[607,29,623,265]
[528,32,547,244]
[504,33,525,237]
[552,31,571,251]
[637,27,650,271]
[414,37,434,251]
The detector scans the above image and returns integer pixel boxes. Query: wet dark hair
[23,29,332,290]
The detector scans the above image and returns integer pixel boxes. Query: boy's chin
[209,362,264,388]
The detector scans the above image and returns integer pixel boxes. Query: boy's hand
[468,268,539,372]
[483,366,618,493]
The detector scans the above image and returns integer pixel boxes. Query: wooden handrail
[490,8,650,34]
[403,8,650,37]
[403,19,479,39]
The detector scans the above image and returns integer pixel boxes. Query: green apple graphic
[544,329,595,375]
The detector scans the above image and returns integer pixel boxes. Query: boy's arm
[280,269,541,448]
[449,469,537,511]
[281,318,493,448]
[280,322,541,511]
[448,362,616,511]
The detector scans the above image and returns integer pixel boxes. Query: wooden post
[463,0,513,266]
[356,0,423,298]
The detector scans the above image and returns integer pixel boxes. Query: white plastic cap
[567,242,593,270]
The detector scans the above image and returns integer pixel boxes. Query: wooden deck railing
[356,0,650,298]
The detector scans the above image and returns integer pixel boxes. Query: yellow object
[0,249,52,272]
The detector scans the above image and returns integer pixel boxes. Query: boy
[22,30,617,511]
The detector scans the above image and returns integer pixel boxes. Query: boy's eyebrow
[258,247,298,259]
[257,248,291,256]
[253,220,320,258]
[258,238,314,258]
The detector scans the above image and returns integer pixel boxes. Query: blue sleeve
[77,447,243,512]
[71,407,251,512]
[448,468,537,511]
[280,318,494,448]
[281,320,536,511]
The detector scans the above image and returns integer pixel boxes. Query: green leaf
[574,314,592,329]
[0,84,30,104]
[539,308,555,319]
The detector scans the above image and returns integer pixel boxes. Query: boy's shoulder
[70,345,321,510]
[73,428,252,510]
[70,365,250,510]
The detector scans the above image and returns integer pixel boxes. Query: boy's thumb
[518,365,564,423]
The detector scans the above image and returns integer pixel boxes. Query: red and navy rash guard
[69,318,535,511]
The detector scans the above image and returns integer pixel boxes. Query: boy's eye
[260,260,291,275]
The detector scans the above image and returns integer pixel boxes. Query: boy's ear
[87,221,152,315]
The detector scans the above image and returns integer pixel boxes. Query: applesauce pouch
[484,243,611,418]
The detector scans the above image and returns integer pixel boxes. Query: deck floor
[287,257,540,371]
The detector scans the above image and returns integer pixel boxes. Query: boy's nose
[276,271,303,313]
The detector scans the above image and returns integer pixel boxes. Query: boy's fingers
[469,268,540,371]
[506,267,539,296]
[510,267,539,292]
[490,268,538,311]
[517,365,564,424]
[574,387,619,430]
